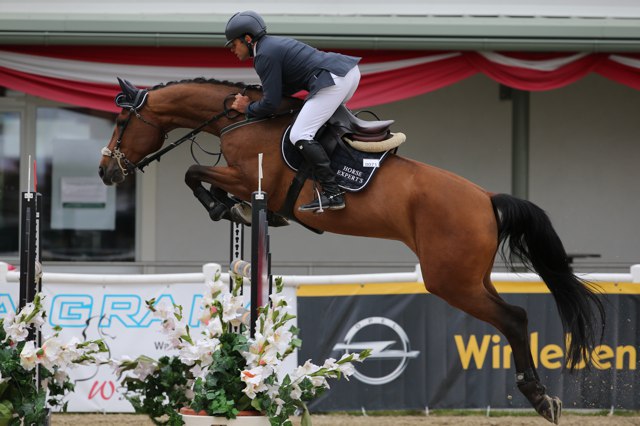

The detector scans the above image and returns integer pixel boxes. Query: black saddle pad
[281,126,392,192]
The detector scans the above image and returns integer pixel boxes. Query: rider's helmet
[224,11,267,48]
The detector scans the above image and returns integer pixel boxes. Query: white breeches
[289,66,361,143]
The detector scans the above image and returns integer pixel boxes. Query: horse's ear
[117,77,139,100]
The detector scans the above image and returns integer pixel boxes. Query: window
[35,107,136,261]
[0,112,20,255]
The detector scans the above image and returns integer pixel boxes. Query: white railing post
[202,263,222,284]
[631,264,640,283]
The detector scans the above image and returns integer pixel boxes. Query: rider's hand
[231,94,250,113]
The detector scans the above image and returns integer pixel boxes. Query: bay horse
[98,78,605,424]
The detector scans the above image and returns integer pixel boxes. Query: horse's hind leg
[425,266,561,424]
[480,273,561,423]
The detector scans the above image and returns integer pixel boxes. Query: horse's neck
[151,83,234,133]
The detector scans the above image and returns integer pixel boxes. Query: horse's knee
[185,165,202,188]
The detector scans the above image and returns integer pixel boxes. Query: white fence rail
[3,262,639,288]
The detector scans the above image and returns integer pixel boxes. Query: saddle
[325,105,395,143]
[276,107,404,233]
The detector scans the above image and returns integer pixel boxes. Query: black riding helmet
[224,10,267,56]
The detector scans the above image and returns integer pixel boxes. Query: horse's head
[98,78,167,185]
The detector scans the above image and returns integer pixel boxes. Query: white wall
[530,74,640,269]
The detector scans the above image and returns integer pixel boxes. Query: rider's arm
[247,54,283,118]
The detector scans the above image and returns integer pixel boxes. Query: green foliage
[120,355,191,426]
[190,332,251,418]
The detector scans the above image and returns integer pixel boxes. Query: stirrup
[298,190,345,213]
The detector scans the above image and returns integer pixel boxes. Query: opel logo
[333,316,420,385]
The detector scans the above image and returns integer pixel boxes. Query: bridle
[101,107,168,177]
[101,93,242,177]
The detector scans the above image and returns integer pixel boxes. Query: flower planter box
[179,408,269,426]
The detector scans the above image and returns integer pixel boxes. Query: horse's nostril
[98,166,104,178]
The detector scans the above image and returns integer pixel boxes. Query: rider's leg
[291,66,360,212]
[295,139,345,211]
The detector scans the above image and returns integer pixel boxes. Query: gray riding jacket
[247,35,360,118]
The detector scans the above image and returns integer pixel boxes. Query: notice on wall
[61,177,108,208]
[51,138,116,230]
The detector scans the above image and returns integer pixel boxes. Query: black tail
[491,193,605,370]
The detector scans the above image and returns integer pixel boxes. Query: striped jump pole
[229,153,272,337]
[19,157,42,311]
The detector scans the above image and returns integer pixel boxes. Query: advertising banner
[297,281,640,411]
[0,278,297,412]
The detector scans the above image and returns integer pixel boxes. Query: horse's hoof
[267,213,289,227]
[537,395,562,424]
[230,204,252,226]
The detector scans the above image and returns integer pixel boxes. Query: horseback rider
[225,10,361,212]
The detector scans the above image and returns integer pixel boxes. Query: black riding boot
[295,139,345,212]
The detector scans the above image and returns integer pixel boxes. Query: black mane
[149,77,262,92]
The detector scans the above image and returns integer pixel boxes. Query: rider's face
[229,38,251,61]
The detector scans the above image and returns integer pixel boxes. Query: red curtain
[1,46,640,112]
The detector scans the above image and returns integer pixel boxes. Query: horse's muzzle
[98,163,125,185]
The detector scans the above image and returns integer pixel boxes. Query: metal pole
[229,222,244,292]
[511,88,530,199]
[250,191,269,338]
[19,192,41,310]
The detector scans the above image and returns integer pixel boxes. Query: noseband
[101,107,167,177]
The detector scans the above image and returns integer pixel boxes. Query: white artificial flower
[269,292,289,307]
[273,397,285,416]
[30,312,45,328]
[290,383,302,401]
[205,277,226,296]
[59,337,83,366]
[245,332,267,366]
[19,340,38,370]
[258,345,280,367]
[179,338,219,367]
[240,366,271,399]
[338,362,356,377]
[40,336,64,370]
[190,364,206,379]
[221,294,246,327]
[91,352,110,364]
[132,358,158,381]
[293,360,320,377]
[154,300,176,321]
[321,358,337,370]
[267,327,293,355]
[198,305,215,325]
[167,321,189,347]
[5,322,29,343]
[53,369,69,385]
[18,303,35,321]
[2,311,30,343]
[1,311,15,332]
[205,316,223,337]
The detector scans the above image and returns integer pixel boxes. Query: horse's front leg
[185,164,246,223]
